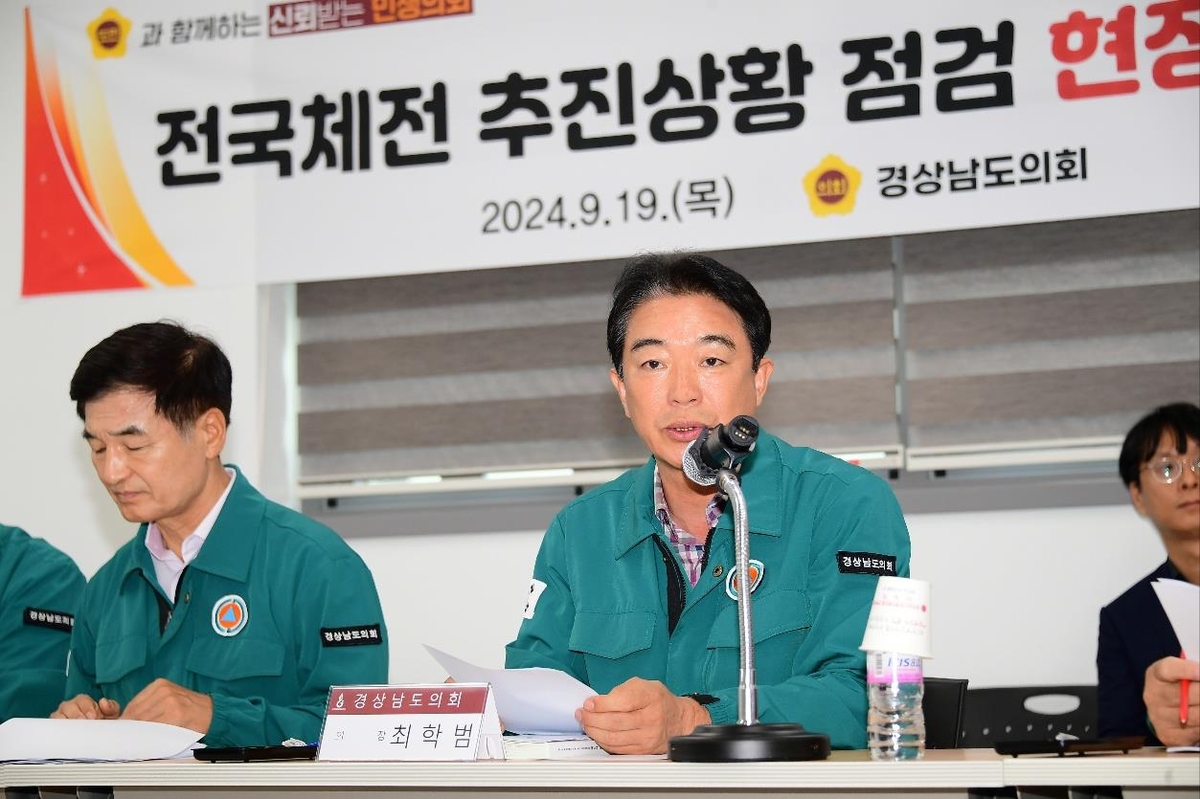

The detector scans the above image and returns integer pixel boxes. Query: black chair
[961,686,1119,799]
[923,676,969,749]
[961,685,1098,748]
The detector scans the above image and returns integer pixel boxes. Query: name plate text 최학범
[317,683,503,761]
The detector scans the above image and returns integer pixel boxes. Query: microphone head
[681,416,760,487]
[721,415,760,453]
[682,430,719,487]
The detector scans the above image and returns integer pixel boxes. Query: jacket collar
[614,434,785,560]
[119,465,265,588]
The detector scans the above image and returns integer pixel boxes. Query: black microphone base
[668,723,831,762]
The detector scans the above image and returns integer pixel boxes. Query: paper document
[502,734,607,760]
[425,644,596,734]
[0,718,203,762]
[1151,579,1200,663]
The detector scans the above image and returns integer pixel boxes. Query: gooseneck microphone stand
[720,466,759,726]
[669,420,831,762]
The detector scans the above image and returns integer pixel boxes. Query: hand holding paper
[1143,657,1199,748]
[1148,579,1200,749]
[425,645,595,734]
[576,676,709,755]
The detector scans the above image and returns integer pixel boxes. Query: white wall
[1,0,1170,693]
[907,505,1166,687]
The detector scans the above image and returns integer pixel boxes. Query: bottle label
[866,651,923,685]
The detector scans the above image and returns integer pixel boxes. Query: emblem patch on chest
[725,559,764,600]
[211,594,249,637]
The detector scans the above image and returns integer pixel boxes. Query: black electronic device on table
[994,736,1144,757]
[194,744,318,762]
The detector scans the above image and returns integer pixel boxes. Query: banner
[22,0,1200,295]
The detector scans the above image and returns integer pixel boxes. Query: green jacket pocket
[95,635,149,684]
[186,637,286,681]
[569,610,655,660]
[706,589,811,650]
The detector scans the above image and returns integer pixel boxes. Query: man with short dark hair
[1099,401,1200,747]
[54,321,388,746]
[505,253,912,754]
[0,524,84,721]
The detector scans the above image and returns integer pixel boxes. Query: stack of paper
[0,718,203,762]
[502,734,607,760]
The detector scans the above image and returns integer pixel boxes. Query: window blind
[295,209,1199,488]
[295,237,899,485]
[901,209,1200,467]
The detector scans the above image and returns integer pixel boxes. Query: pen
[1181,648,1190,729]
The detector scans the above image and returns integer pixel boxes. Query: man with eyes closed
[53,321,387,746]
[505,253,912,755]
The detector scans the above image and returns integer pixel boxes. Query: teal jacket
[0,525,85,721]
[505,434,911,749]
[65,468,388,746]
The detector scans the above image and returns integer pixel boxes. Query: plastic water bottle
[866,650,925,761]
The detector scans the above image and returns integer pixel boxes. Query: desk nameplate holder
[318,683,504,761]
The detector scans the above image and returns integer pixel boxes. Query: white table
[2,748,1196,799]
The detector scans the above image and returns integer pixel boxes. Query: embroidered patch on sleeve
[523,578,548,620]
[836,551,897,576]
[24,607,75,633]
[321,623,383,647]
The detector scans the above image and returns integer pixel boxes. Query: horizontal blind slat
[907,283,1200,350]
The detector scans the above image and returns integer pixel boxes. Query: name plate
[317,683,504,761]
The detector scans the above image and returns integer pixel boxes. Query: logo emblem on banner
[725,559,765,600]
[803,154,862,217]
[87,9,132,59]
[212,595,249,636]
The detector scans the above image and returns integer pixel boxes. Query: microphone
[682,415,760,487]
[670,411,832,761]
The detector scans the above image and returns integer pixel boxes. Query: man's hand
[120,678,214,735]
[1144,656,1200,747]
[51,694,121,720]
[575,677,710,755]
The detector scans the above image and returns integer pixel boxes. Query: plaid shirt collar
[652,465,725,544]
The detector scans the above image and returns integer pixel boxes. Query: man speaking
[505,253,912,754]
[54,321,388,746]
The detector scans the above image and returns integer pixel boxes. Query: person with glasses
[1098,401,1200,747]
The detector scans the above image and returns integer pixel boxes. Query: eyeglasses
[1141,456,1200,485]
